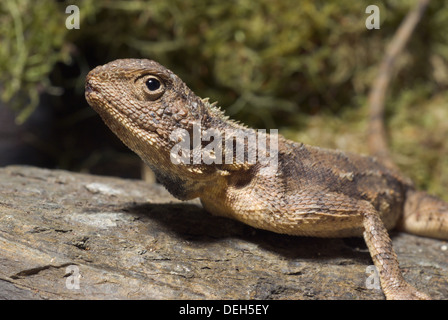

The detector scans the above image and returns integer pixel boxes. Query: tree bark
[0,165,446,299]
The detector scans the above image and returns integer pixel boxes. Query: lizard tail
[399,189,448,240]
[367,0,430,171]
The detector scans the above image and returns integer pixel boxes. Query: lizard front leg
[202,188,430,299]
[362,203,430,300]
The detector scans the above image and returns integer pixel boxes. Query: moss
[1,0,69,123]
[1,0,447,196]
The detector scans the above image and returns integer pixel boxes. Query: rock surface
[0,165,446,299]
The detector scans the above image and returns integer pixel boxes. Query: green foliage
[1,0,66,123]
[2,0,448,126]
[1,0,447,196]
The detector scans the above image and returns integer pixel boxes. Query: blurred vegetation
[1,0,72,123]
[0,0,447,198]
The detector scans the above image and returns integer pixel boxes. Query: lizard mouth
[85,83,115,115]
[84,77,116,118]
[85,64,109,103]
[85,72,111,111]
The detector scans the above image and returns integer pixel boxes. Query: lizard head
[85,59,206,151]
[85,59,229,199]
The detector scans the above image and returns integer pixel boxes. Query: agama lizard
[85,59,447,300]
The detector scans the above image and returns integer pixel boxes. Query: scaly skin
[85,59,447,300]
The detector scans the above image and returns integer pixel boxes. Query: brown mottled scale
[203,138,410,238]
[86,59,447,300]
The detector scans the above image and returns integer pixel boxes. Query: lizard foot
[384,283,430,300]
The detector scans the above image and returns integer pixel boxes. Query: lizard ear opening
[142,75,165,100]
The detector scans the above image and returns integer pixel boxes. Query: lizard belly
[200,167,404,238]
[201,191,367,238]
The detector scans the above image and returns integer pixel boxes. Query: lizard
[85,58,448,300]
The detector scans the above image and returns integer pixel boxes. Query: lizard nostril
[85,82,93,93]
[85,79,99,94]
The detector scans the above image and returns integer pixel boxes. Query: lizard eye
[143,75,165,100]
[146,78,160,91]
